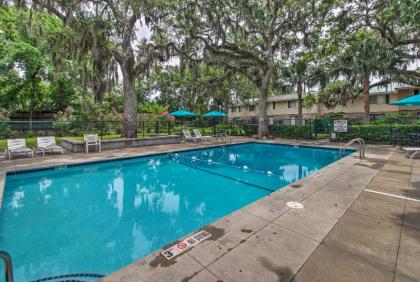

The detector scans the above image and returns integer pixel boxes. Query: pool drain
[287,201,304,209]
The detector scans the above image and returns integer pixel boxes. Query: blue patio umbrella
[389,95,420,106]
[169,109,198,132]
[202,111,227,117]
[202,111,227,135]
[169,109,199,117]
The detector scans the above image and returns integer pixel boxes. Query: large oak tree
[167,0,331,137]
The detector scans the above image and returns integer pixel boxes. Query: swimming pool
[0,142,350,281]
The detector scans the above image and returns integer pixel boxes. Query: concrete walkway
[294,152,420,282]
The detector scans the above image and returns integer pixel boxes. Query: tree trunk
[297,80,303,123]
[121,61,138,138]
[257,78,269,138]
[362,73,370,123]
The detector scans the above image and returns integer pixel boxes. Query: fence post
[155,120,160,135]
[168,121,172,135]
[142,121,145,138]
[389,122,393,145]
[100,120,104,139]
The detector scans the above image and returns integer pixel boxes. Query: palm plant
[332,32,409,121]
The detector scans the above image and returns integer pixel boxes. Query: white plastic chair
[5,139,33,160]
[84,134,101,153]
[193,129,212,143]
[182,129,199,143]
[35,136,64,156]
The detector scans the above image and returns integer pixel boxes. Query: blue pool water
[0,143,349,281]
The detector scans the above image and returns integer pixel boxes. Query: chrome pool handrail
[340,138,365,159]
[0,251,14,282]
[215,133,226,144]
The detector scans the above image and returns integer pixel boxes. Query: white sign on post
[333,120,348,133]
[161,230,212,260]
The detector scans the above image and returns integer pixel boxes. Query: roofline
[231,86,419,106]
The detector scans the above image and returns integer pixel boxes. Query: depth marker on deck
[161,230,212,260]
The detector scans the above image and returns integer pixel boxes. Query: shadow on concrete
[258,256,293,282]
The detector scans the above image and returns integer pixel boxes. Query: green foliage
[371,112,414,125]
[53,104,122,136]
[215,124,246,136]
[336,124,420,143]
[0,108,11,138]
[0,6,77,114]
[138,102,168,114]
[268,125,313,139]
[0,120,11,138]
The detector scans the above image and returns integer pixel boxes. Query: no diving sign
[161,230,212,260]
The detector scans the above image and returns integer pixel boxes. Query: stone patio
[1,138,419,282]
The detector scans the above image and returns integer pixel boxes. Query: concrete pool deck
[0,138,419,281]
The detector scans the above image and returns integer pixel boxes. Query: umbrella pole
[213,118,216,136]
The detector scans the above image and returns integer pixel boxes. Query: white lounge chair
[84,134,101,153]
[5,139,33,160]
[182,129,200,143]
[35,136,64,156]
[403,147,420,159]
[193,129,212,143]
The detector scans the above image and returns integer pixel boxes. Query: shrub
[53,105,123,136]
[269,124,313,139]
[0,120,11,138]
[216,124,247,136]
[335,124,420,142]
[371,112,414,125]
[0,110,12,138]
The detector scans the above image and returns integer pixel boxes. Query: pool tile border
[4,141,353,176]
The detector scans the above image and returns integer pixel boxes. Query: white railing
[340,138,365,159]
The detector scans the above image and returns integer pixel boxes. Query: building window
[290,116,297,125]
[370,95,389,104]
[249,105,255,112]
[231,106,242,113]
[267,102,276,110]
[370,114,385,120]
[288,101,297,109]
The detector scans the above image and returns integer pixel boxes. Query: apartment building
[228,83,420,123]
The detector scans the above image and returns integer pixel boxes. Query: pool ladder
[340,138,365,159]
[215,133,231,144]
[0,251,14,282]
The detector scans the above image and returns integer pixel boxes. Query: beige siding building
[228,84,420,122]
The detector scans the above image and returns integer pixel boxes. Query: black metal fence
[0,120,241,139]
[1,116,420,144]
